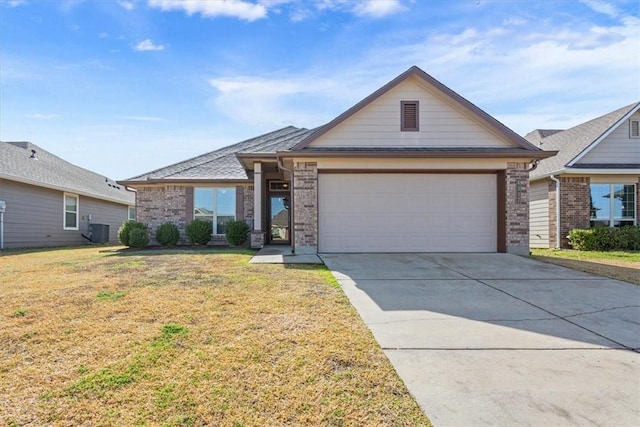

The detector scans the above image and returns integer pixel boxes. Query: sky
[1,0,639,180]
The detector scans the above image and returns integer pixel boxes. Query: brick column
[558,176,590,248]
[293,162,318,254]
[505,162,530,255]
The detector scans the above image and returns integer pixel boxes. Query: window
[128,206,136,221]
[590,184,636,227]
[630,120,640,138]
[64,193,79,229]
[194,187,236,234]
[401,101,419,131]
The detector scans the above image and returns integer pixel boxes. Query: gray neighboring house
[0,141,136,249]
[526,102,640,248]
[120,66,554,255]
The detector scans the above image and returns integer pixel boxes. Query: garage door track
[321,253,640,426]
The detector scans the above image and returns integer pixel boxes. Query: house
[119,66,554,255]
[526,102,640,248]
[0,141,136,249]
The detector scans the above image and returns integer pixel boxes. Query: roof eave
[530,167,640,181]
[277,149,557,159]
[117,177,252,187]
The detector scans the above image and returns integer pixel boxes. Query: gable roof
[523,129,564,145]
[291,65,548,156]
[120,126,315,184]
[529,102,640,179]
[1,141,135,205]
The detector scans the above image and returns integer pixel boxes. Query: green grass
[531,249,640,285]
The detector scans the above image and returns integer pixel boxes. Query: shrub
[128,227,150,248]
[185,219,212,246]
[118,221,147,246]
[155,223,180,246]
[568,226,640,251]
[225,220,250,246]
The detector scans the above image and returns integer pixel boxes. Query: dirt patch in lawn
[0,247,430,426]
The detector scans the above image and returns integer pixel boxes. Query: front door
[268,195,290,244]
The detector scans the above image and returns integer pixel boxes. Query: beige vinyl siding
[577,112,640,164]
[0,179,130,249]
[529,180,550,248]
[308,77,516,148]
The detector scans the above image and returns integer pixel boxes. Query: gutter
[550,175,561,249]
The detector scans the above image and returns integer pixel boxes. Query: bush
[186,219,213,246]
[118,221,147,246]
[568,226,640,251]
[155,222,180,246]
[225,220,250,246]
[128,227,150,248]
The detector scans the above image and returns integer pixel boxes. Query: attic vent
[401,101,419,131]
[30,149,38,159]
[630,119,640,138]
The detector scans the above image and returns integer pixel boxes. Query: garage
[318,173,498,253]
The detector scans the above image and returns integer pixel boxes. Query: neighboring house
[0,141,136,249]
[526,102,640,248]
[119,66,553,255]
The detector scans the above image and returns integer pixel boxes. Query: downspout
[277,156,295,254]
[525,159,539,172]
[550,175,560,249]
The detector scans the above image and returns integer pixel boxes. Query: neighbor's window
[194,187,236,234]
[401,100,419,131]
[590,184,636,227]
[64,193,79,230]
[630,120,640,138]
[128,206,136,221]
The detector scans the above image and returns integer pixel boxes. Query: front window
[194,187,236,234]
[64,193,79,229]
[128,206,136,221]
[590,184,636,227]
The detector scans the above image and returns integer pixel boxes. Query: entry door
[269,195,290,244]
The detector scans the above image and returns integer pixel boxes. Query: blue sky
[1,0,639,180]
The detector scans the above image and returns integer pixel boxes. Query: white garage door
[318,173,497,253]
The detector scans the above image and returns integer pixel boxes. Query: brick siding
[292,162,318,254]
[505,162,530,255]
[548,176,591,248]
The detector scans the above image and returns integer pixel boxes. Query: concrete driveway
[321,253,640,426]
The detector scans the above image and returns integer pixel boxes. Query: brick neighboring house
[119,66,554,255]
[526,102,640,248]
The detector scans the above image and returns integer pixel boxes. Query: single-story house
[0,141,136,249]
[526,102,640,248]
[119,66,554,255]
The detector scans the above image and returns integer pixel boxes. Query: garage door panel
[318,173,497,253]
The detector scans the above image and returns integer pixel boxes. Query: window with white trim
[194,187,236,234]
[630,119,640,138]
[590,184,636,227]
[64,193,79,230]
[128,206,136,221]
[401,100,419,131]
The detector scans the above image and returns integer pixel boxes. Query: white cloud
[133,38,165,51]
[117,0,135,10]
[148,0,267,21]
[3,0,27,7]
[26,113,59,120]
[579,0,619,18]
[353,0,404,18]
[122,116,165,122]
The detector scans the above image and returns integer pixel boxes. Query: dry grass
[531,249,640,285]
[0,246,430,426]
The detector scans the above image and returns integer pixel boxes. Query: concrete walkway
[249,245,323,264]
[321,253,640,427]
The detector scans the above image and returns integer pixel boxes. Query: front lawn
[531,249,640,285]
[0,247,430,426]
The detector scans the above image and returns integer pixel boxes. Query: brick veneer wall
[136,184,253,246]
[505,162,530,255]
[548,176,591,248]
[293,162,318,254]
[136,185,188,244]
